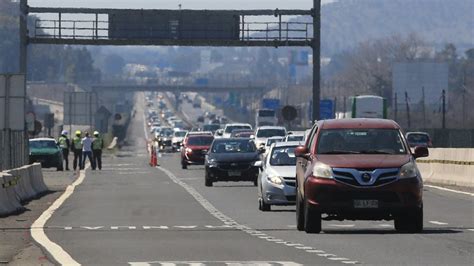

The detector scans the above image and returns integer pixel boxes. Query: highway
[38,96,474,265]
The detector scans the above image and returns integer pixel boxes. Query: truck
[255,109,278,126]
[350,95,387,119]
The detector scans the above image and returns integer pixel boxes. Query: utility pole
[405,91,410,129]
[422,86,426,128]
[311,0,321,121]
[442,89,446,129]
[394,93,398,122]
[19,0,28,74]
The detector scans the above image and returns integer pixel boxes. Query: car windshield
[317,129,407,155]
[187,136,214,146]
[407,134,429,143]
[174,131,187,137]
[258,110,275,117]
[270,146,297,166]
[212,139,256,153]
[225,125,251,133]
[160,130,173,137]
[29,140,57,149]
[256,129,286,138]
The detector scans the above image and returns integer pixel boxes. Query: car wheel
[296,191,305,231]
[205,171,213,187]
[181,160,188,169]
[57,163,64,171]
[395,207,423,233]
[304,199,321,234]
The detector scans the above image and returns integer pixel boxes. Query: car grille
[332,168,399,187]
[217,162,252,170]
[331,191,400,203]
[283,176,296,187]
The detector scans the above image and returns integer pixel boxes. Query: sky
[29,0,338,10]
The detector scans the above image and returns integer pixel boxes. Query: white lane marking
[425,185,474,197]
[329,258,351,261]
[341,261,359,264]
[429,221,449,225]
[174,225,197,229]
[318,254,336,257]
[306,250,325,253]
[296,246,313,250]
[81,226,104,230]
[111,226,137,230]
[157,166,360,264]
[468,229,474,232]
[129,262,302,266]
[143,226,169,230]
[30,167,89,265]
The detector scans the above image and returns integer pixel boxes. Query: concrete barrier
[29,163,49,195]
[0,172,24,216]
[19,166,38,200]
[417,148,474,187]
[5,169,29,203]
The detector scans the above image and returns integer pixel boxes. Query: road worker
[58,130,70,171]
[92,131,104,170]
[71,130,83,170]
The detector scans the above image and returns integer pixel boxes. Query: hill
[295,0,474,55]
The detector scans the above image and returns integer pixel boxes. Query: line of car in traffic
[146,95,432,234]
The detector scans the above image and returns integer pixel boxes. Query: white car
[254,126,287,148]
[222,123,253,138]
[172,130,188,151]
[257,141,303,211]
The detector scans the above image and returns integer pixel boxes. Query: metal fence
[0,130,29,171]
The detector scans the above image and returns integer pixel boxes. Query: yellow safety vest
[72,137,83,150]
[92,137,103,150]
[58,136,68,149]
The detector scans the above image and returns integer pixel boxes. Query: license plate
[228,171,241,177]
[354,200,378,209]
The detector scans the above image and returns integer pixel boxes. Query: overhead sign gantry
[20,0,321,119]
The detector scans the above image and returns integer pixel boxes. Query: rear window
[225,125,252,133]
[256,129,286,138]
[270,146,297,166]
[211,139,256,153]
[30,140,57,149]
[286,135,304,142]
[187,136,214,146]
[407,134,430,143]
[316,129,407,155]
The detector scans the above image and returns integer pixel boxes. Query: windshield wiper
[319,150,361,154]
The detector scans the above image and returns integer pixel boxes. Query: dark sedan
[29,138,63,171]
[204,138,262,187]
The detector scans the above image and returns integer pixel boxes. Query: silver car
[257,141,302,211]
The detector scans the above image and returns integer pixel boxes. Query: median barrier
[19,165,39,199]
[5,169,29,203]
[0,172,24,216]
[417,148,474,187]
[29,163,49,195]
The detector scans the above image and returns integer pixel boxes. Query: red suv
[181,135,214,169]
[295,119,429,233]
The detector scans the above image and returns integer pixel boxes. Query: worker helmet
[61,130,68,135]
[93,131,99,136]
[75,130,81,136]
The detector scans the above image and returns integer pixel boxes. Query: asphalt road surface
[40,97,473,265]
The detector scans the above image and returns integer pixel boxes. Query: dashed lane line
[429,221,449,225]
[156,166,360,265]
[425,185,474,197]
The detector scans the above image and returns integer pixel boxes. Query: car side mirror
[295,146,310,160]
[254,161,262,168]
[413,146,429,159]
[216,130,223,136]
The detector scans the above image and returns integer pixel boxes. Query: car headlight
[207,159,218,167]
[312,162,333,179]
[267,176,283,185]
[400,162,418,179]
[185,148,193,153]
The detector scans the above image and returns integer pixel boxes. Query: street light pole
[311,0,321,122]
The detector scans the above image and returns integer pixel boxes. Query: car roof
[29,138,56,141]
[256,126,286,130]
[406,131,430,135]
[274,141,304,147]
[287,131,305,136]
[320,118,400,130]
[225,123,251,127]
